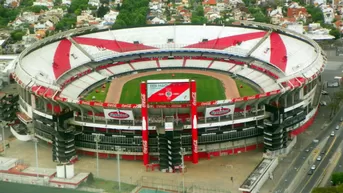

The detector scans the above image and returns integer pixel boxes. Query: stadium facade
[10,22,326,171]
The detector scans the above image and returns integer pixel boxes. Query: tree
[97,5,110,18]
[10,30,26,41]
[312,184,343,193]
[86,172,95,185]
[112,19,127,28]
[329,28,341,40]
[306,5,324,23]
[332,173,343,186]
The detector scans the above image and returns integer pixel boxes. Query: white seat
[209,61,235,71]
[186,59,212,68]
[131,61,157,70]
[159,59,183,68]
[107,63,134,74]
[229,65,243,73]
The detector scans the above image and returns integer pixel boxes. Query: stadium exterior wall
[11,23,326,165]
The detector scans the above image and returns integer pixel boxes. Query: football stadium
[9,22,326,174]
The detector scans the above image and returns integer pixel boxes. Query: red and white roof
[15,25,324,89]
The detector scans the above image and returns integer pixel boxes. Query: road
[273,111,342,193]
[295,121,342,193]
[273,53,343,193]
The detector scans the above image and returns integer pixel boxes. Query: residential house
[287,4,308,23]
[321,5,335,24]
[269,7,283,25]
[4,0,19,7]
[21,12,40,24]
[102,10,119,26]
[8,18,25,28]
[62,0,71,5]
[44,8,65,19]
[88,0,101,7]
[33,0,54,7]
[334,19,343,33]
[76,10,102,28]
[217,0,229,11]
[203,0,216,5]
[149,17,166,24]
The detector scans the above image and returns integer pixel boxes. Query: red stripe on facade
[73,37,157,52]
[184,32,267,49]
[270,32,287,72]
[148,83,190,102]
[53,39,72,79]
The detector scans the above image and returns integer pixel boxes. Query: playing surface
[83,72,258,103]
[120,73,226,104]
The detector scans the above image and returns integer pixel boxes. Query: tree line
[112,0,149,28]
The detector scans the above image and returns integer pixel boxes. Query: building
[11,24,325,172]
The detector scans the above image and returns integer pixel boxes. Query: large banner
[147,80,190,102]
[104,109,134,120]
[205,105,235,118]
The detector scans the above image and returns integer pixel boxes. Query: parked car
[311,165,316,170]
[331,131,335,136]
[320,101,327,106]
[322,90,329,95]
[317,156,322,161]
[340,117,343,122]
[308,169,313,175]
[336,125,340,130]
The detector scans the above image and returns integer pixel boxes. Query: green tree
[24,5,49,13]
[329,28,341,40]
[97,5,110,18]
[253,12,269,23]
[112,0,149,27]
[306,5,324,23]
[10,30,26,41]
[86,172,95,185]
[112,19,127,28]
[332,173,343,186]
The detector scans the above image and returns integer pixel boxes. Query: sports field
[84,73,258,103]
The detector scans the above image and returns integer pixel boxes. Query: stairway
[158,134,169,171]
[52,127,76,163]
[158,130,182,172]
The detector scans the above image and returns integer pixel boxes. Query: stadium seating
[158,59,184,68]
[185,59,212,68]
[208,61,235,71]
[60,72,105,99]
[101,63,134,75]
[131,60,158,70]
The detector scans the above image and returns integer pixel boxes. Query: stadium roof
[14,24,325,89]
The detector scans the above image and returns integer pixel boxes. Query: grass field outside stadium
[84,73,258,104]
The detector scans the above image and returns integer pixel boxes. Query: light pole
[115,146,121,192]
[33,137,39,180]
[94,134,101,177]
[181,148,185,193]
[1,121,5,155]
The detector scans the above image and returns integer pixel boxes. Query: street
[268,51,343,193]
[295,120,343,193]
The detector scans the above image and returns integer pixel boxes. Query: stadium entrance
[140,79,198,171]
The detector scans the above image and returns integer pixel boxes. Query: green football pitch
[84,73,258,103]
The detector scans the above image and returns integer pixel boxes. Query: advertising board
[103,109,134,120]
[147,80,190,102]
[205,105,235,118]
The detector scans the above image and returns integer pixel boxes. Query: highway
[295,120,343,193]
[273,110,343,193]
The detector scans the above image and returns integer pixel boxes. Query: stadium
[10,22,326,172]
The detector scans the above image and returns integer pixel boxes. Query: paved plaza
[2,136,263,193]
